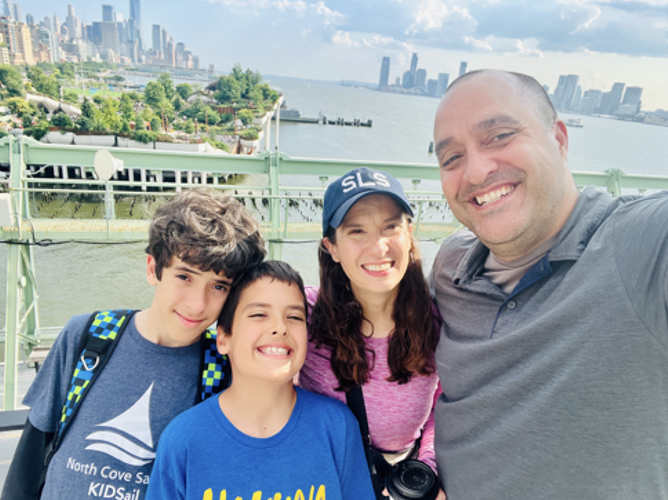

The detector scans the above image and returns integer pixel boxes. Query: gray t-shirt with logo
[24,313,201,500]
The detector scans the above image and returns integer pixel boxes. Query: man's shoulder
[602,191,668,241]
[433,229,479,268]
[612,191,668,218]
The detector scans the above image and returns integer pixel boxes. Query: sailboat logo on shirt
[83,383,156,466]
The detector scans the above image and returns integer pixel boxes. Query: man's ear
[322,236,340,263]
[146,255,159,286]
[216,325,230,355]
[554,120,569,159]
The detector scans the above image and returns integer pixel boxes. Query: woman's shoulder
[304,285,319,307]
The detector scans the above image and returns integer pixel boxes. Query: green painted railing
[1,134,668,410]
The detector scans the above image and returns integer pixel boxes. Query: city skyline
[376,53,655,122]
[5,0,201,68]
[12,0,668,110]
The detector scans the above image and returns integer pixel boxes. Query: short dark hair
[217,260,307,335]
[146,189,266,280]
[447,69,557,127]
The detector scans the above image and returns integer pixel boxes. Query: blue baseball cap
[322,167,414,235]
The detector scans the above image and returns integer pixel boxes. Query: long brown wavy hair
[309,225,440,392]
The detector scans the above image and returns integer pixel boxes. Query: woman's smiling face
[324,194,413,302]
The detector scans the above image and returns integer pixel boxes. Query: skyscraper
[379,56,390,89]
[599,82,625,114]
[1,18,34,65]
[415,68,427,89]
[459,61,467,77]
[553,74,579,110]
[621,86,642,114]
[130,0,141,29]
[102,4,116,23]
[427,79,438,97]
[152,24,161,58]
[581,89,603,115]
[409,52,418,79]
[129,0,142,50]
[11,3,19,23]
[175,41,185,67]
[401,70,413,89]
[66,4,79,41]
[437,73,449,96]
[622,86,642,106]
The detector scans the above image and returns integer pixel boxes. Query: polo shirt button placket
[506,300,517,310]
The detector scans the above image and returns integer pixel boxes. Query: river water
[2,75,667,327]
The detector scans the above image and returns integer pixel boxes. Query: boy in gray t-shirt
[2,189,265,500]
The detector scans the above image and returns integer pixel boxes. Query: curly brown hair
[146,189,266,280]
[309,229,439,392]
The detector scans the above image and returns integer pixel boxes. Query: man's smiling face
[433,71,578,260]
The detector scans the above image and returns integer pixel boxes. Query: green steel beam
[4,243,19,410]
[21,139,268,175]
[4,135,40,411]
[277,154,442,181]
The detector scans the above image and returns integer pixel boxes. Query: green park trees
[0,65,279,149]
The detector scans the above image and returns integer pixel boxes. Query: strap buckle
[81,353,100,371]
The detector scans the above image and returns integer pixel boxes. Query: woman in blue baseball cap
[300,167,445,500]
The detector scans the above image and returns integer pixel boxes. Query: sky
[17,0,668,110]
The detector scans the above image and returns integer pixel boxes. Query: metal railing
[1,134,668,410]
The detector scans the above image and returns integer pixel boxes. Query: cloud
[330,30,413,51]
[208,0,344,24]
[303,0,668,59]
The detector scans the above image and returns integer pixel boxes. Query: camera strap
[345,385,371,450]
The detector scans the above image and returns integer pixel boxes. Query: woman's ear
[322,236,340,263]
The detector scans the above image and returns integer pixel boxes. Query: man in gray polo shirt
[430,69,668,500]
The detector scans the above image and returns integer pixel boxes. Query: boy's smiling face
[217,277,307,386]
[146,255,232,346]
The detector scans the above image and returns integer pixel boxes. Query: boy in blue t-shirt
[146,261,375,500]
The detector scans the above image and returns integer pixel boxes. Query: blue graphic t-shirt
[146,387,375,500]
[24,313,201,500]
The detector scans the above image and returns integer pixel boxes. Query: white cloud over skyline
[17,0,668,108]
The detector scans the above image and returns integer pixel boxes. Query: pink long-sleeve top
[299,286,441,471]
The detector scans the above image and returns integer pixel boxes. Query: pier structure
[2,134,668,411]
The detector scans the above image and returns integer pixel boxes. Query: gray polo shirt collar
[453,187,614,285]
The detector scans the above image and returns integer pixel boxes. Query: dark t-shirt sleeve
[23,313,90,432]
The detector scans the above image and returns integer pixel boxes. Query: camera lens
[386,459,438,500]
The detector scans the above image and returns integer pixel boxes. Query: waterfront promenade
[0,361,33,491]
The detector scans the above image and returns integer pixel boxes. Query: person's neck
[134,307,200,347]
[353,288,397,338]
[218,380,297,438]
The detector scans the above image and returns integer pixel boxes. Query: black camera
[370,450,439,500]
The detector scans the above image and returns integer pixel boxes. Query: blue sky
[17,0,668,109]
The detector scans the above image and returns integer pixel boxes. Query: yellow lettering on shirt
[201,485,325,500]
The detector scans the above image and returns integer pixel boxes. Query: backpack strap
[198,328,231,402]
[46,312,225,465]
[49,309,135,459]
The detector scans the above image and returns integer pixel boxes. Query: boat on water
[566,118,584,128]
